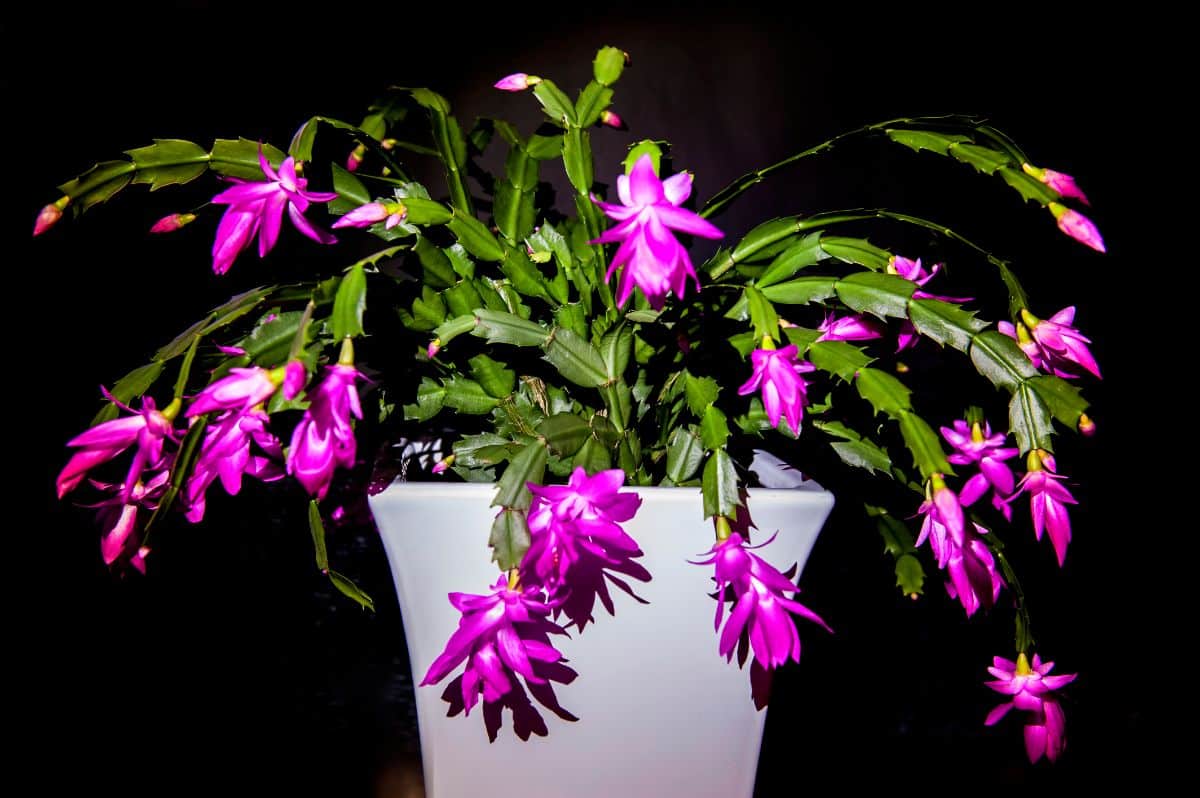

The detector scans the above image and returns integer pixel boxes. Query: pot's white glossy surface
[370,482,834,798]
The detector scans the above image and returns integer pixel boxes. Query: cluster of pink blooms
[57,357,364,571]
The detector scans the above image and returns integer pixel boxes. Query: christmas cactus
[41,46,1104,762]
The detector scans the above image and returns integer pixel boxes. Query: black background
[8,3,1171,794]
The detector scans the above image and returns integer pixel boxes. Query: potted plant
[39,44,1105,795]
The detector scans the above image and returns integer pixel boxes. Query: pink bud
[345,144,365,173]
[216,345,247,356]
[494,72,540,91]
[432,454,455,474]
[282,361,308,400]
[131,546,151,574]
[427,338,441,359]
[1023,163,1091,206]
[1077,413,1095,437]
[599,110,625,129]
[33,198,67,236]
[1050,203,1105,253]
[149,212,197,234]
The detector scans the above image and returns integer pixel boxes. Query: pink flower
[281,360,308,400]
[887,255,972,351]
[985,653,1077,763]
[944,523,1004,616]
[941,419,1020,520]
[183,407,284,523]
[590,154,724,309]
[57,396,178,502]
[816,312,883,342]
[421,575,573,718]
[286,364,363,499]
[185,367,280,417]
[737,344,815,436]
[692,532,830,669]
[1050,202,1105,253]
[914,475,966,569]
[494,72,540,91]
[148,212,196,234]
[1025,307,1101,379]
[91,471,169,567]
[1010,453,1077,566]
[209,148,338,274]
[1022,163,1091,206]
[332,201,407,230]
[523,467,642,596]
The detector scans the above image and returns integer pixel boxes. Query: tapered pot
[369,481,834,798]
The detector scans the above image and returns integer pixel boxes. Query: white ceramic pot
[369,480,834,798]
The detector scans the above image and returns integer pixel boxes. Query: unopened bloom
[598,110,624,129]
[332,201,407,230]
[816,312,883,342]
[1022,163,1091,205]
[281,360,308,400]
[287,363,364,499]
[1010,451,1077,566]
[985,652,1077,763]
[32,196,69,236]
[692,532,830,669]
[590,154,724,309]
[209,149,338,274]
[149,212,197,234]
[1049,202,1105,253]
[421,575,572,717]
[57,396,178,501]
[523,467,642,595]
[345,143,366,172]
[494,73,540,91]
[737,343,815,436]
[941,419,1020,520]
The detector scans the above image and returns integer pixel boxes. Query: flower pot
[369,480,834,798]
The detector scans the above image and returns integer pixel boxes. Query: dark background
[8,3,1170,794]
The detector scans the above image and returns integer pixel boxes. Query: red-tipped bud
[149,212,197,234]
[33,196,69,236]
[599,110,625,129]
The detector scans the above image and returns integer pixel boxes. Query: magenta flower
[1022,163,1091,206]
[692,532,830,669]
[944,523,1004,616]
[421,575,573,718]
[57,396,177,502]
[494,72,540,91]
[185,366,280,417]
[816,312,884,342]
[90,470,169,568]
[590,154,724,309]
[149,212,196,234]
[1019,307,1102,379]
[332,201,407,230]
[287,364,364,499]
[523,467,642,592]
[1050,202,1105,253]
[997,319,1046,369]
[1010,453,1077,566]
[941,419,1020,520]
[183,407,284,523]
[985,653,1077,763]
[737,344,815,436]
[281,360,308,400]
[914,475,966,569]
[209,149,338,275]
[887,255,972,351]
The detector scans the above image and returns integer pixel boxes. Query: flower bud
[1049,202,1105,253]
[599,110,625,129]
[345,143,366,173]
[494,73,541,92]
[432,454,455,474]
[1077,412,1096,436]
[149,212,197,234]
[427,338,441,359]
[33,196,70,236]
[1022,162,1091,206]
